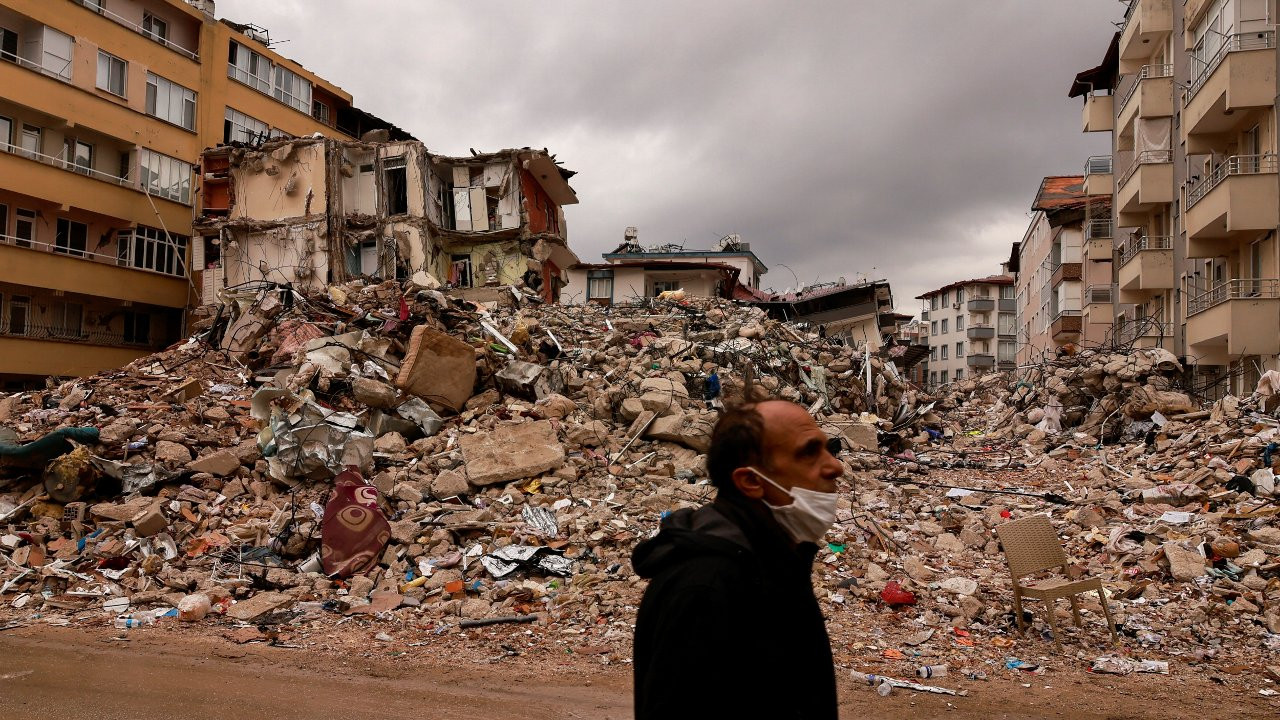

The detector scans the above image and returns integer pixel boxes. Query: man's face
[751,400,844,506]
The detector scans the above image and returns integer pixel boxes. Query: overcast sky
[220,0,1123,312]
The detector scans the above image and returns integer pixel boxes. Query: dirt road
[1,626,1276,719]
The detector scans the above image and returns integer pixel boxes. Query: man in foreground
[631,399,843,719]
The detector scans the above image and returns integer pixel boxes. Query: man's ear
[732,467,765,499]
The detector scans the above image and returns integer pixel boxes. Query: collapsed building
[193,137,581,306]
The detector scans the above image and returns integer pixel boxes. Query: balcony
[1119,0,1173,74]
[1083,156,1114,196]
[998,297,1015,312]
[1084,285,1114,327]
[966,297,995,312]
[1186,279,1280,364]
[1118,236,1174,301]
[1085,284,1114,305]
[1184,32,1276,146]
[0,234,189,308]
[1116,65,1174,137]
[1115,318,1173,349]
[1083,218,1114,261]
[68,0,200,61]
[1082,94,1114,133]
[0,144,191,231]
[1116,150,1173,219]
[0,333,159,378]
[966,353,995,369]
[1050,261,1082,289]
[966,325,995,340]
[1186,155,1280,257]
[1051,310,1083,341]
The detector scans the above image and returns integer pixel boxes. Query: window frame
[55,218,88,256]
[272,64,312,114]
[145,72,197,131]
[138,149,193,204]
[224,106,268,144]
[96,50,128,97]
[142,12,169,44]
[228,41,270,93]
[14,208,35,247]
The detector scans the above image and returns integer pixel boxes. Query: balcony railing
[1188,278,1280,316]
[1084,218,1114,240]
[0,46,72,83]
[0,232,186,279]
[1118,63,1173,111]
[1188,31,1275,101]
[0,319,161,350]
[1052,309,1083,322]
[1119,235,1172,266]
[71,0,199,61]
[1085,284,1114,304]
[1084,155,1113,176]
[1186,154,1279,209]
[0,140,136,189]
[1118,149,1173,187]
[1116,317,1172,344]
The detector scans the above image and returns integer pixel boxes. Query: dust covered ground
[1,625,1276,720]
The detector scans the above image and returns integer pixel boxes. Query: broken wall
[229,141,328,222]
[223,223,329,293]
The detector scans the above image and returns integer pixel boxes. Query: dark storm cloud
[219,0,1123,308]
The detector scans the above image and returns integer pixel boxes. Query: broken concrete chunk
[130,505,168,537]
[153,440,193,465]
[352,377,399,409]
[840,423,878,452]
[1162,542,1206,582]
[459,421,565,487]
[430,470,470,499]
[225,591,293,621]
[186,449,242,477]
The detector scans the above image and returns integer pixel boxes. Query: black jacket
[631,494,837,720]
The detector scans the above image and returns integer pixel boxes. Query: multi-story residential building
[917,275,1016,387]
[564,230,768,305]
[195,138,580,304]
[756,280,896,349]
[1008,177,1113,364]
[1071,0,1280,396]
[0,0,397,387]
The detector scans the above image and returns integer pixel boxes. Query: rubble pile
[0,279,918,642]
[0,282,1276,692]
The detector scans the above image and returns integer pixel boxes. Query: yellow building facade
[0,0,395,387]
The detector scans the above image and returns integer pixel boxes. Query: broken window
[312,99,330,125]
[653,281,680,296]
[14,208,34,247]
[41,27,73,81]
[55,218,87,257]
[224,107,268,144]
[123,311,150,345]
[0,27,16,64]
[383,157,408,215]
[449,254,473,288]
[139,149,193,204]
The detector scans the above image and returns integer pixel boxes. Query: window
[224,107,268,144]
[653,281,681,296]
[449,254,473,287]
[940,346,948,360]
[64,139,92,174]
[955,341,964,358]
[930,320,937,335]
[955,287,964,303]
[14,208,34,247]
[79,0,104,12]
[123,311,150,345]
[273,65,312,114]
[49,301,83,338]
[96,50,127,97]
[0,27,16,63]
[55,219,88,256]
[142,13,168,44]
[931,295,939,311]
[228,41,270,93]
[940,369,948,383]
[1000,285,1015,299]
[998,312,1016,335]
[0,204,6,242]
[312,99,330,125]
[20,124,40,158]
[383,157,408,215]
[7,295,29,335]
[940,319,948,334]
[0,115,10,151]
[41,27,73,81]
[954,369,964,380]
[586,270,614,304]
[930,347,937,362]
[120,225,189,276]
[929,371,936,386]
[998,340,1016,363]
[956,315,964,331]
[139,149,192,204]
[942,291,949,306]
[146,73,196,130]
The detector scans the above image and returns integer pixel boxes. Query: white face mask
[748,467,838,545]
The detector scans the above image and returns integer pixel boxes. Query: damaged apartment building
[193,137,580,304]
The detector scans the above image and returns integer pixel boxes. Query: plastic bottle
[917,664,948,679]
[114,611,155,629]
[850,671,894,696]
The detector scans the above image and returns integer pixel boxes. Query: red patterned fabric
[321,469,390,578]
